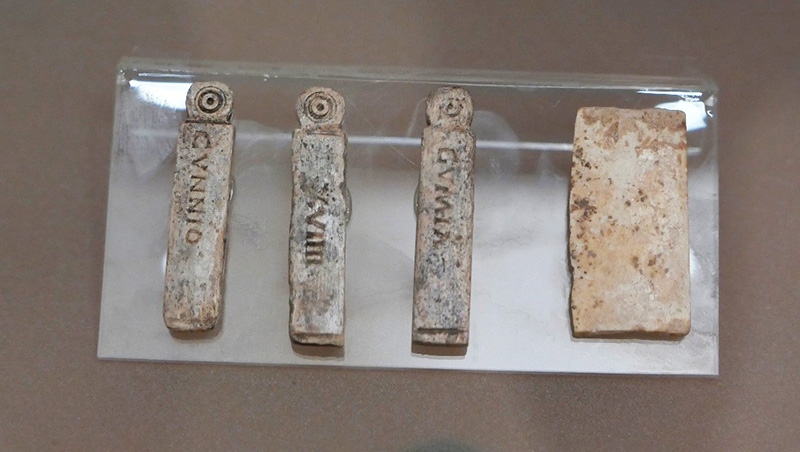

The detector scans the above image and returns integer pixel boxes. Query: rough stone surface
[289,87,348,346]
[164,82,234,331]
[413,87,475,345]
[569,107,690,338]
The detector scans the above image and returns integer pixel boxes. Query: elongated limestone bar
[569,107,690,338]
[413,87,476,345]
[288,87,348,346]
[164,82,234,331]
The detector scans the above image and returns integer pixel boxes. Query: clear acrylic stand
[98,57,718,375]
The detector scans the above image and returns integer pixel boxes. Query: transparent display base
[98,57,718,375]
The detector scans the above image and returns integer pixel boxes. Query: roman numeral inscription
[164,82,234,332]
[413,87,476,346]
[304,199,327,264]
[289,87,348,346]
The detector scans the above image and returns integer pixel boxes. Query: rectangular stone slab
[288,126,347,346]
[569,107,690,337]
[413,87,476,345]
[164,121,234,331]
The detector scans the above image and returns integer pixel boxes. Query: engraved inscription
[185,131,211,244]
[433,148,456,245]
[305,196,328,264]
[185,229,202,244]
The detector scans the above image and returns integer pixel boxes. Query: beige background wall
[1,2,798,450]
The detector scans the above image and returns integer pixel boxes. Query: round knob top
[296,87,345,128]
[186,81,233,123]
[426,86,473,128]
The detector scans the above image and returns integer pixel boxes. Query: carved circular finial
[186,81,233,122]
[426,86,473,127]
[297,87,345,128]
[197,87,224,114]
[307,93,333,120]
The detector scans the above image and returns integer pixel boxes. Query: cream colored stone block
[569,107,690,338]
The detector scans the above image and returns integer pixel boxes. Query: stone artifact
[569,107,690,338]
[288,87,348,346]
[413,87,476,345]
[164,82,235,331]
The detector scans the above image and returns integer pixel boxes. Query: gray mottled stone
[289,87,348,346]
[413,87,476,345]
[569,107,690,338]
[164,82,234,331]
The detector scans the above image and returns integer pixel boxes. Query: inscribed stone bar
[413,87,476,345]
[288,87,348,346]
[164,82,234,331]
